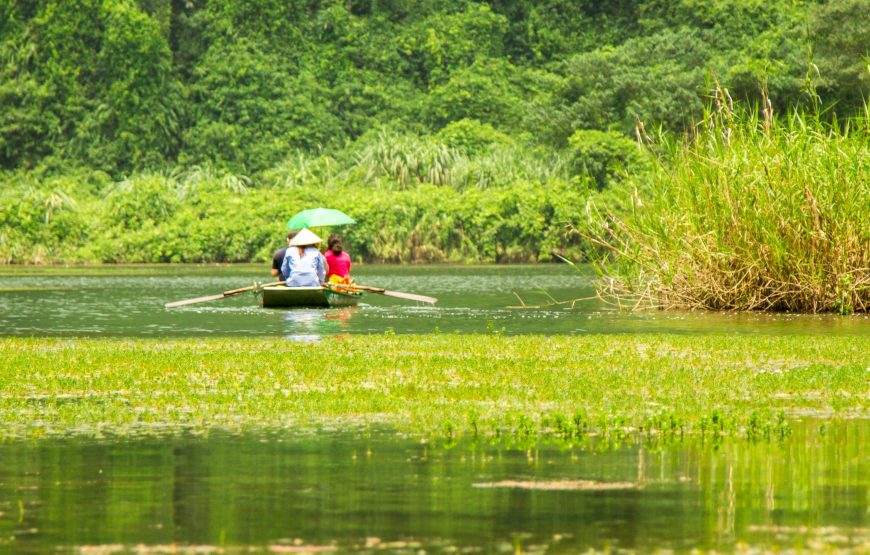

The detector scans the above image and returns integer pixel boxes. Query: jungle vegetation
[1,1,868,281]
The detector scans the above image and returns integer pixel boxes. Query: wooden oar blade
[165,281,285,309]
[165,293,227,308]
[381,290,438,304]
[343,283,437,304]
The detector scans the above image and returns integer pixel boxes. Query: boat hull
[260,286,362,308]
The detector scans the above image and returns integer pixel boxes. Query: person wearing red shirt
[324,234,352,283]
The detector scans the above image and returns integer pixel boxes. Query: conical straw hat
[289,228,322,246]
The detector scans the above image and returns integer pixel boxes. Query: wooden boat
[260,285,362,308]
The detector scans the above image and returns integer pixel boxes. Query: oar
[332,283,437,304]
[165,281,286,308]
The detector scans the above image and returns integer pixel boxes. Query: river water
[1,422,867,554]
[0,264,867,553]
[1,264,867,338]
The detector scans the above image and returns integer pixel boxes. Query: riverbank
[0,176,591,265]
[1,334,865,441]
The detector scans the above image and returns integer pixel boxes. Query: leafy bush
[567,130,650,190]
[434,119,512,154]
[0,168,589,264]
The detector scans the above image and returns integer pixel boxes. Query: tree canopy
[1,0,867,177]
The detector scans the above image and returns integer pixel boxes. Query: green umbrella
[286,208,355,230]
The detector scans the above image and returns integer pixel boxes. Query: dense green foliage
[3,0,867,175]
[1,0,868,265]
[0,165,590,263]
[1,335,866,439]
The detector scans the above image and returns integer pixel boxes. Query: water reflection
[279,307,358,341]
[0,421,866,553]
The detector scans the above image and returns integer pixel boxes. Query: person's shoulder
[273,247,287,267]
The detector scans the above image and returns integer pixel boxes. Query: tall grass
[591,93,869,313]
[350,130,570,188]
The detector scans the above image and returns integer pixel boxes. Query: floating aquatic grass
[0,335,865,441]
[590,92,870,313]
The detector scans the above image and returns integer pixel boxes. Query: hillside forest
[1,0,868,265]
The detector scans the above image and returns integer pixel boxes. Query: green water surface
[0,422,866,554]
[1,264,867,338]
[2,265,867,553]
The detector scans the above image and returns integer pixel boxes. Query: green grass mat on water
[0,335,866,440]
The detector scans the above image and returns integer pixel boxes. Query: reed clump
[591,93,869,313]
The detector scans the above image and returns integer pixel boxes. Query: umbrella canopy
[287,208,355,230]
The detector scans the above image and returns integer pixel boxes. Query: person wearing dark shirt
[271,231,297,280]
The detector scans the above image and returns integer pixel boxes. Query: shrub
[567,129,649,190]
[0,168,591,264]
[435,118,513,154]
